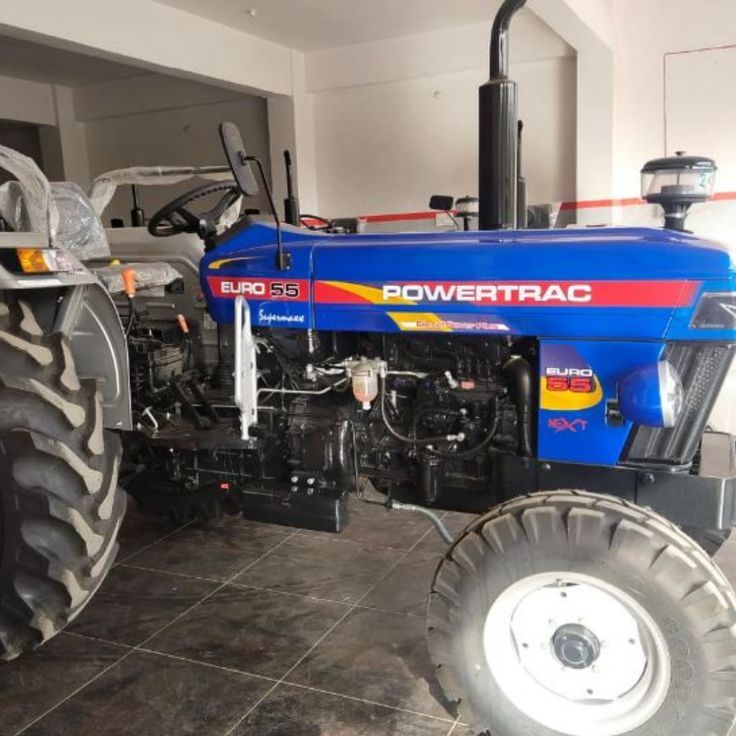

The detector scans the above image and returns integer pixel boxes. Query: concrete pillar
[51,86,91,188]
[267,52,319,217]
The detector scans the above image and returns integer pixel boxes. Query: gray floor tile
[360,551,439,616]
[125,518,290,581]
[116,503,182,561]
[234,535,397,604]
[68,565,217,646]
[21,650,272,736]
[288,607,453,719]
[145,585,346,678]
[300,499,433,551]
[0,634,123,735]
[231,683,453,736]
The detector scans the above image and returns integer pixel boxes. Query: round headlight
[618,362,684,428]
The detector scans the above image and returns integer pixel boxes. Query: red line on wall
[326,192,734,223]
[301,192,736,228]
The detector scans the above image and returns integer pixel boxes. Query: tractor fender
[53,282,132,430]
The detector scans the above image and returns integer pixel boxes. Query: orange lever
[177,314,190,334]
[122,268,136,298]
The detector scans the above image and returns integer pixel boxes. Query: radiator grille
[622,343,736,467]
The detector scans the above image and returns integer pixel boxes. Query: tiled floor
[3,498,736,736]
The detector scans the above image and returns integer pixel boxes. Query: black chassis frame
[493,431,736,531]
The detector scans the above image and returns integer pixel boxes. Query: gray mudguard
[54,283,132,430]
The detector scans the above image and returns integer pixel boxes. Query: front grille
[622,343,736,467]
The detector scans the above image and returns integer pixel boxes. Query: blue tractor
[0,0,733,733]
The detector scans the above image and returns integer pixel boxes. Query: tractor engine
[123,316,530,525]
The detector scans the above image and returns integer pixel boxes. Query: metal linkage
[234,295,258,440]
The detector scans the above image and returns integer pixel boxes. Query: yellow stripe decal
[387,312,453,333]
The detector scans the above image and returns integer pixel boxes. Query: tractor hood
[313,226,734,281]
[202,223,736,341]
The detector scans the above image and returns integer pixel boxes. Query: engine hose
[359,497,453,545]
[504,355,534,457]
[380,377,453,446]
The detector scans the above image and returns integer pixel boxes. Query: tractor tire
[0,297,126,659]
[684,527,732,557]
[428,491,736,736]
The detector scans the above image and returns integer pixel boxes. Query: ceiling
[0,35,146,87]
[154,0,518,52]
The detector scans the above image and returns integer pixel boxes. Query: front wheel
[428,491,736,736]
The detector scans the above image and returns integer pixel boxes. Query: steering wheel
[147,181,241,239]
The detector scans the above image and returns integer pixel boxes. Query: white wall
[312,56,576,217]
[612,0,736,200]
[301,11,575,218]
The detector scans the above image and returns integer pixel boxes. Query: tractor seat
[50,182,182,293]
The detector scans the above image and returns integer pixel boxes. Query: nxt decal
[208,276,309,302]
[541,345,603,411]
[314,280,700,308]
[548,417,589,434]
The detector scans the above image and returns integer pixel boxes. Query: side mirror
[429,195,455,211]
[218,121,290,270]
[429,194,455,212]
[219,122,260,196]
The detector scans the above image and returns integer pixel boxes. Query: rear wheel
[0,297,126,659]
[428,491,736,736]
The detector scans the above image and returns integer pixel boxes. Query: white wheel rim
[483,572,671,736]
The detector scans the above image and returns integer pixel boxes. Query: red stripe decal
[313,281,374,304]
[315,280,700,308]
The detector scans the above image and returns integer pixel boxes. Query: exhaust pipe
[479,0,526,231]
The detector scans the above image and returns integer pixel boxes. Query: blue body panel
[201,222,736,466]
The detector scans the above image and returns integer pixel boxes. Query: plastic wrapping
[0,181,28,233]
[93,262,183,294]
[88,165,242,231]
[0,145,58,239]
[51,182,111,259]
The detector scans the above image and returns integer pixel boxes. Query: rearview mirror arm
[244,154,291,270]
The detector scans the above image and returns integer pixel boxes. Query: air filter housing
[641,152,716,231]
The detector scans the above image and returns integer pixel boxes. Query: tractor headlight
[618,362,684,428]
[691,292,736,330]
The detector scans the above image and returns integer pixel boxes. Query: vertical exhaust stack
[479,0,526,231]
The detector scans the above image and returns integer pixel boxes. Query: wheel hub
[553,623,601,670]
[483,572,671,736]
